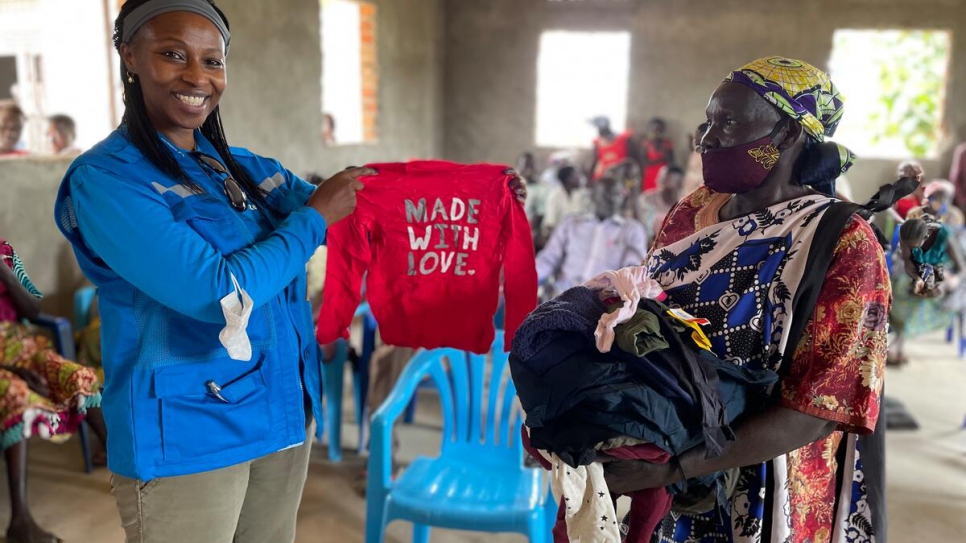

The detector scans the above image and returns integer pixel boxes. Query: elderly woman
[0,238,105,543]
[604,57,889,543]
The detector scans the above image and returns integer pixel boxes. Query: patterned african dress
[0,239,101,450]
[645,188,889,543]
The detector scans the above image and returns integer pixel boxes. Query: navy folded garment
[519,347,776,467]
[510,287,778,469]
[511,286,606,364]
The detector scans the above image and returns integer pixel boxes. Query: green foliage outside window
[833,30,950,158]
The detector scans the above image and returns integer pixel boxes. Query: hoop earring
[126,72,135,84]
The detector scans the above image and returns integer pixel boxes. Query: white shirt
[543,185,590,231]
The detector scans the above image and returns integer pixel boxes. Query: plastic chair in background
[353,302,378,449]
[73,286,97,333]
[365,332,552,543]
[401,299,506,424]
[318,339,351,462]
[316,302,378,461]
[30,296,95,474]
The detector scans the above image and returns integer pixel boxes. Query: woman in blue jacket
[54,1,373,541]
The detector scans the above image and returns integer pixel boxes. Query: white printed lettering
[462,227,480,251]
[408,226,432,250]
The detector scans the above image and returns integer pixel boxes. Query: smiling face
[120,11,227,147]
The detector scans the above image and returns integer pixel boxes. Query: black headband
[122,0,230,52]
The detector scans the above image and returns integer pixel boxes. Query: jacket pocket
[171,197,251,254]
[134,290,277,364]
[153,354,270,461]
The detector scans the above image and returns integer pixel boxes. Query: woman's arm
[68,164,333,323]
[0,256,41,320]
[604,404,835,494]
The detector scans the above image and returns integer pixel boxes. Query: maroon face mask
[701,124,783,194]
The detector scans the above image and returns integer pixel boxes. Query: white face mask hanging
[219,273,253,361]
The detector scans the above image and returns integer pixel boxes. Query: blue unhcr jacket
[54,128,327,480]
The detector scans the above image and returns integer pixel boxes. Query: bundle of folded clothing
[509,267,777,543]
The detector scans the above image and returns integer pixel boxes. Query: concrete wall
[0,158,84,317]
[441,0,966,200]
[5,0,964,315]
[0,0,443,317]
[219,0,443,176]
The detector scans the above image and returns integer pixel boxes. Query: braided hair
[113,0,277,217]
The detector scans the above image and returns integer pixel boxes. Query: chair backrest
[73,286,97,330]
[417,332,524,467]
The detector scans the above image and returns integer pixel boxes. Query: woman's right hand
[306,167,377,225]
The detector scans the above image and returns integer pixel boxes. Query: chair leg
[78,421,93,474]
[412,523,430,543]
[958,312,966,359]
[352,363,369,454]
[544,491,559,541]
[528,514,549,543]
[364,490,388,543]
[403,396,417,424]
[321,353,345,462]
[315,409,325,442]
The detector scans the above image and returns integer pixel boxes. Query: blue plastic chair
[318,339,351,461]
[30,306,94,474]
[365,332,552,543]
[316,302,377,461]
[400,298,507,424]
[73,286,97,332]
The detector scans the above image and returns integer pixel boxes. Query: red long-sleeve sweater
[316,161,537,354]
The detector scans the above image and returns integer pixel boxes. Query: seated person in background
[0,102,27,158]
[888,180,966,365]
[536,177,648,295]
[321,113,337,147]
[541,165,590,241]
[518,152,547,249]
[893,160,926,219]
[516,151,537,184]
[637,165,685,241]
[907,179,965,228]
[46,114,81,156]
[590,116,638,185]
[0,237,106,543]
[639,117,675,193]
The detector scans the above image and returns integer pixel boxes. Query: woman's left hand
[505,169,527,205]
[602,459,676,495]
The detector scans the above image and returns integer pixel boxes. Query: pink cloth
[583,266,665,353]
[0,239,17,323]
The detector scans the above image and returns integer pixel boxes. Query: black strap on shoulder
[779,176,917,377]
[779,201,861,377]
